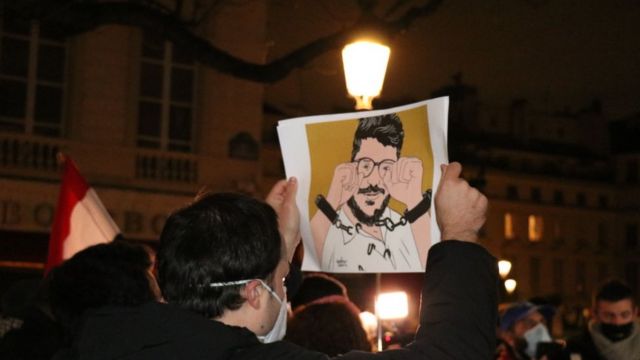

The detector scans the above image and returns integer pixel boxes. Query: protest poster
[278,97,448,273]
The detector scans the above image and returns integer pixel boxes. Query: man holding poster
[310,113,431,272]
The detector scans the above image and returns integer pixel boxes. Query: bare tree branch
[1,0,445,83]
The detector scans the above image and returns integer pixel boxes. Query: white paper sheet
[278,97,449,273]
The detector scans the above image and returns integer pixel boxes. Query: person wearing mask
[61,162,498,359]
[496,302,557,359]
[566,279,640,360]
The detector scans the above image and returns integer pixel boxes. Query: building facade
[0,2,269,279]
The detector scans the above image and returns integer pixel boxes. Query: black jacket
[565,330,605,360]
[59,240,498,359]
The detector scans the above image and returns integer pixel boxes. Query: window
[553,190,564,205]
[597,223,608,250]
[528,215,543,242]
[576,192,587,207]
[507,185,519,200]
[504,213,515,240]
[626,224,638,250]
[0,14,67,136]
[137,30,195,152]
[552,259,564,294]
[627,160,638,184]
[598,195,608,209]
[597,263,608,283]
[531,187,542,203]
[624,262,638,293]
[530,257,541,294]
[576,261,586,293]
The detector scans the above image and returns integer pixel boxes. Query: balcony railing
[0,133,258,191]
[0,135,60,173]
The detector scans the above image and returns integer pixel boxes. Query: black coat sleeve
[338,240,498,360]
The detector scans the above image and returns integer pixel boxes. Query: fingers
[441,161,462,182]
[265,179,288,207]
[283,177,298,206]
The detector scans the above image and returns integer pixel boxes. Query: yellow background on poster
[305,106,433,218]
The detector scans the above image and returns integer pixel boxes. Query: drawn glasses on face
[355,157,396,178]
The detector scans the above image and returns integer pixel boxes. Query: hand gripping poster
[278,97,449,273]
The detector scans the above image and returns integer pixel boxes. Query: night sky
[266,0,640,119]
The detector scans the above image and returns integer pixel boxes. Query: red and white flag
[45,156,120,273]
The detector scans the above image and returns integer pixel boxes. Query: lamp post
[342,38,391,351]
[342,40,390,110]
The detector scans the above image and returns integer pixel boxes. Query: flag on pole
[45,156,120,273]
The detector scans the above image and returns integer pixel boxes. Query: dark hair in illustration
[351,113,404,161]
[157,193,282,318]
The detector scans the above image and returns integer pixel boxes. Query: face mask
[600,322,634,342]
[207,278,287,343]
[255,280,288,343]
[523,323,552,358]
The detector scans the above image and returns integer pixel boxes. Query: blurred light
[375,291,408,320]
[504,279,517,294]
[359,311,377,337]
[342,40,390,110]
[498,260,512,279]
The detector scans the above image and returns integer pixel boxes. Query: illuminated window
[137,30,195,152]
[0,14,67,137]
[528,215,543,242]
[504,213,515,240]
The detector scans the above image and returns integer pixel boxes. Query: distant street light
[504,279,517,295]
[498,260,512,279]
[359,311,378,338]
[342,40,390,110]
[376,291,409,320]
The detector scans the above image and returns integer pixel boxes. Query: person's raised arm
[265,177,300,262]
[410,162,497,358]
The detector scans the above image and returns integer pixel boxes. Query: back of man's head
[594,279,635,306]
[351,113,404,161]
[290,273,347,310]
[157,192,282,318]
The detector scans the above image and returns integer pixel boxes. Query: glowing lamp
[498,260,512,279]
[342,40,390,110]
[359,311,378,337]
[375,291,408,320]
[504,279,517,295]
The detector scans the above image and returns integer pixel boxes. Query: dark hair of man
[48,241,156,338]
[351,113,404,161]
[286,297,371,356]
[291,273,347,310]
[594,279,635,306]
[157,192,282,319]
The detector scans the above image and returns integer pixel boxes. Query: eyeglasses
[356,157,395,178]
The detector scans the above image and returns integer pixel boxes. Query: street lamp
[342,40,390,110]
[504,279,517,295]
[375,291,409,320]
[375,291,408,351]
[498,260,512,279]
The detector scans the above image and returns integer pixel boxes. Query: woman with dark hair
[286,295,372,356]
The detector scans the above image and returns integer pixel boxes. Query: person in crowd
[48,241,160,343]
[60,162,497,359]
[0,279,64,360]
[286,295,371,355]
[566,279,640,360]
[290,273,348,311]
[496,302,558,359]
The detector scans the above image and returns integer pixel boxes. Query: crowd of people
[0,159,637,360]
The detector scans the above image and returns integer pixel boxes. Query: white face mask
[523,323,552,358]
[207,278,287,343]
[255,280,287,343]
